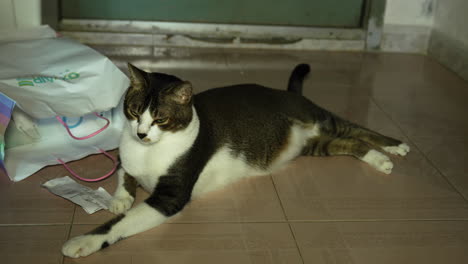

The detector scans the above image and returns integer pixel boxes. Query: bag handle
[57,149,118,182]
[56,112,110,140]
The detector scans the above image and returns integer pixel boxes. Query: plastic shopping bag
[0,26,129,119]
[4,100,125,182]
[0,26,129,182]
[0,93,15,175]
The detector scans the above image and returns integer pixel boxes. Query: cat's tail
[287,63,310,95]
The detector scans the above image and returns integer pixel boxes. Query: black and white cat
[62,63,409,258]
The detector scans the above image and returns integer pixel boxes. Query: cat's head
[123,63,193,144]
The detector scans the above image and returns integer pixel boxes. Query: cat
[62,63,409,258]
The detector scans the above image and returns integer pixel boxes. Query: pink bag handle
[56,112,110,140]
[57,149,118,182]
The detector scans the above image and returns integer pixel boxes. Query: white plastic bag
[4,100,125,182]
[0,26,129,182]
[0,26,129,119]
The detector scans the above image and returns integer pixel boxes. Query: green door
[61,0,366,28]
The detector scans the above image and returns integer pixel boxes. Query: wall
[429,0,468,81]
[381,0,435,53]
[0,0,41,31]
[432,0,468,47]
[384,0,434,26]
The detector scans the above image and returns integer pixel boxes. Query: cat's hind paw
[62,235,105,258]
[109,196,134,215]
[362,150,394,174]
[383,143,410,156]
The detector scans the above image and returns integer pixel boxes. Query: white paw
[383,143,410,156]
[362,150,394,174]
[109,196,134,214]
[62,235,105,258]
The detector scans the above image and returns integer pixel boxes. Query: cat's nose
[137,133,147,139]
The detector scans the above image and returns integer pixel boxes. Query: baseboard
[59,19,365,53]
[60,31,365,53]
[59,19,439,55]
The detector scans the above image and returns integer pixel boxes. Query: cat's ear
[127,63,147,89]
[170,81,193,105]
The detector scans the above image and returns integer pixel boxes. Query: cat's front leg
[62,203,167,258]
[62,175,192,258]
[109,168,138,214]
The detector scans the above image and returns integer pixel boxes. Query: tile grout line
[0,223,75,227]
[53,218,468,226]
[269,174,290,222]
[4,217,468,228]
[269,174,305,264]
[60,205,76,264]
[370,96,468,204]
[286,222,305,264]
[287,218,468,223]
[221,48,230,68]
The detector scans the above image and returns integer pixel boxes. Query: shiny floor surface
[2,49,468,264]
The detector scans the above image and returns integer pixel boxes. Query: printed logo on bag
[16,70,80,87]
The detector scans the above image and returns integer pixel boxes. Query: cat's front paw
[383,143,410,156]
[362,150,394,174]
[109,196,134,214]
[62,234,106,258]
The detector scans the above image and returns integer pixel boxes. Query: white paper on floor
[42,176,113,214]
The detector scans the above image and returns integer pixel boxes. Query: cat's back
[194,84,319,123]
[191,84,321,197]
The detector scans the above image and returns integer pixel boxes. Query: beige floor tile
[224,49,366,96]
[374,94,468,139]
[14,150,121,225]
[0,225,69,264]
[291,221,468,264]
[365,53,468,139]
[0,172,74,225]
[65,223,302,264]
[170,175,285,223]
[360,53,466,86]
[0,149,118,225]
[412,137,468,199]
[359,67,468,98]
[356,53,468,100]
[163,68,248,93]
[272,146,468,220]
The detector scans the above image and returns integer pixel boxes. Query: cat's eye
[128,108,138,117]
[129,110,140,121]
[152,118,168,125]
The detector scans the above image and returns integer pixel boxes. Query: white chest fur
[119,111,199,192]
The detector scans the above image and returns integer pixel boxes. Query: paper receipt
[42,176,113,214]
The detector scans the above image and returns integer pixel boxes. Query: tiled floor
[2,48,468,264]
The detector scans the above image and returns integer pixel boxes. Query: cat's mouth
[136,135,159,145]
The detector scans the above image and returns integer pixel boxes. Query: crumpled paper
[42,176,113,214]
